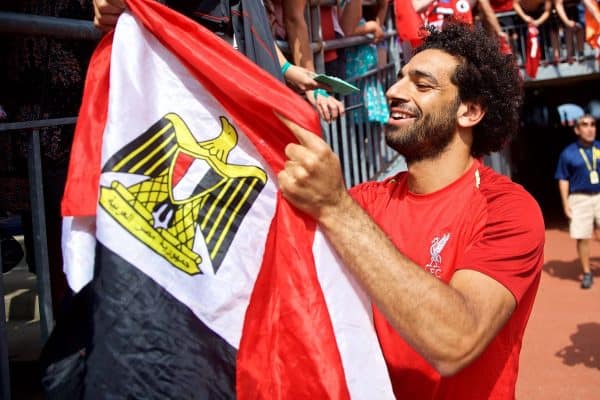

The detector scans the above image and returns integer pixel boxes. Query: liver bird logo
[425,233,450,277]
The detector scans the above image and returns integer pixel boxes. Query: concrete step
[3,266,40,323]
[2,235,43,364]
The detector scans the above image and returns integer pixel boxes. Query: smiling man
[278,22,545,399]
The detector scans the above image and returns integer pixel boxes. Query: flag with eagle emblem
[57,0,393,398]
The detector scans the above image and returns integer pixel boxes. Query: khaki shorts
[569,193,600,238]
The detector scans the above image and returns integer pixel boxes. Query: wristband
[314,88,330,98]
[281,61,292,75]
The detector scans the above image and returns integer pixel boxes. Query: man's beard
[384,99,460,163]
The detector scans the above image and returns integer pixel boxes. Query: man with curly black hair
[278,21,545,399]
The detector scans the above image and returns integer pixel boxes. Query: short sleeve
[457,188,545,304]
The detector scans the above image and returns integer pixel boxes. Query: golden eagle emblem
[99,113,267,275]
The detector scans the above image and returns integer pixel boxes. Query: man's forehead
[579,116,595,122]
[402,49,460,80]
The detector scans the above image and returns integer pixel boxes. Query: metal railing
[0,117,77,400]
[0,238,8,399]
[0,11,101,40]
[323,63,399,186]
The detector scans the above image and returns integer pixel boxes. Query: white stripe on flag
[62,216,96,292]
[313,229,395,399]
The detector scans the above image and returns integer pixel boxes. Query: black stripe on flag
[102,118,176,176]
[83,243,237,399]
[199,176,264,271]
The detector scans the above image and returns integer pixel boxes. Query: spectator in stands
[362,0,390,66]
[490,0,524,55]
[513,0,561,63]
[317,0,376,79]
[513,0,552,26]
[95,0,281,77]
[278,22,544,399]
[409,0,510,54]
[343,0,389,124]
[269,0,345,122]
[472,0,511,42]
[555,0,586,62]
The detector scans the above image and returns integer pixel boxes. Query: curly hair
[416,22,523,158]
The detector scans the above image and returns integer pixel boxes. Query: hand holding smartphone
[314,74,360,96]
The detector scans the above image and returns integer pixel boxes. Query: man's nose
[385,79,408,102]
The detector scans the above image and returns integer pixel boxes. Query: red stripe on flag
[237,197,351,400]
[61,32,113,216]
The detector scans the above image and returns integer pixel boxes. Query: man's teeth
[391,112,412,120]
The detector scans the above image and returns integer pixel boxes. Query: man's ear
[457,102,485,128]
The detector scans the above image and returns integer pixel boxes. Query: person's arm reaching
[282,0,345,122]
[375,0,389,26]
[351,20,385,42]
[93,0,126,32]
[554,0,579,28]
[283,0,316,72]
[477,0,510,39]
[275,45,329,92]
[277,116,517,376]
[339,0,364,35]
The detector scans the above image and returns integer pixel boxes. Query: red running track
[516,227,600,399]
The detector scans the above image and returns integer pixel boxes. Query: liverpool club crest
[99,113,267,275]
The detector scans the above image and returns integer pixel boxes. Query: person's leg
[569,6,586,60]
[576,238,591,274]
[565,28,575,63]
[547,15,561,64]
[550,28,561,64]
[578,238,593,288]
[569,193,594,288]
[576,27,585,60]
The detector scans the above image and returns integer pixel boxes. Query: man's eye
[416,83,431,90]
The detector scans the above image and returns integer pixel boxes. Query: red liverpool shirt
[350,159,545,399]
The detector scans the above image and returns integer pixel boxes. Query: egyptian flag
[525,24,540,79]
[57,0,393,398]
